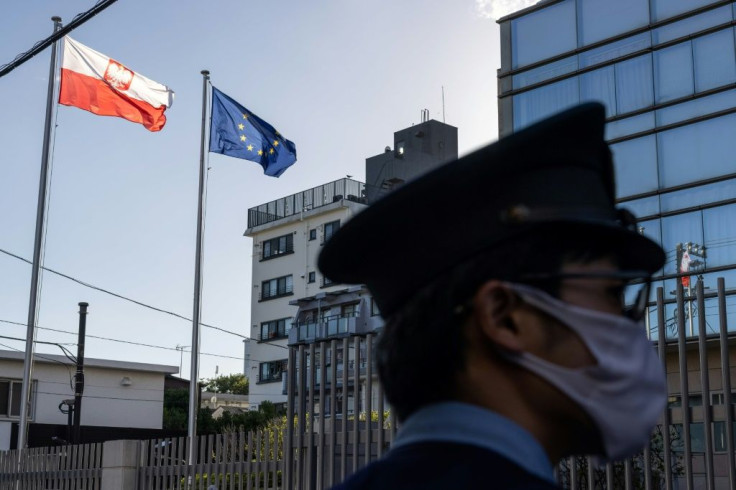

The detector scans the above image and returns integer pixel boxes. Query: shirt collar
[392,401,555,483]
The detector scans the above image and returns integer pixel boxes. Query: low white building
[0,350,178,449]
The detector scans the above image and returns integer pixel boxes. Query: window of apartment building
[261,275,293,300]
[309,229,317,241]
[341,303,358,317]
[259,360,287,384]
[308,271,316,283]
[322,276,336,287]
[262,233,293,260]
[672,423,705,453]
[0,379,34,419]
[323,220,340,243]
[711,392,736,405]
[260,318,291,341]
[370,297,381,317]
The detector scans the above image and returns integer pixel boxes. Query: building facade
[244,178,369,410]
[497,0,736,335]
[0,350,178,449]
[365,116,458,201]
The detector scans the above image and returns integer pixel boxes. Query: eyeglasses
[518,270,652,321]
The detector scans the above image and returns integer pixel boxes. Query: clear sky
[0,0,524,383]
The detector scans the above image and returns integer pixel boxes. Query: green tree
[162,387,220,432]
[162,388,189,430]
[202,373,249,395]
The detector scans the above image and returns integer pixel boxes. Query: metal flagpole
[187,69,210,465]
[17,16,63,452]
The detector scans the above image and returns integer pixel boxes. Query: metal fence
[247,179,366,229]
[138,432,283,490]
[0,442,102,490]
[284,333,398,489]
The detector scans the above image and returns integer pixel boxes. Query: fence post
[101,439,139,490]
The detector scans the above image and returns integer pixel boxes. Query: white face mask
[502,283,666,462]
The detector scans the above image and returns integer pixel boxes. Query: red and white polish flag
[59,36,174,132]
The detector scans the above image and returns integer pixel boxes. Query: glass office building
[497,0,736,336]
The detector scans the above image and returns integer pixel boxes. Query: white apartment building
[244,178,368,410]
[244,117,459,410]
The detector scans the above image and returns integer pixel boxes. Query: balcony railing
[247,178,366,228]
[291,313,359,343]
[281,360,373,395]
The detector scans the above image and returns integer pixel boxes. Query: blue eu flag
[209,87,297,177]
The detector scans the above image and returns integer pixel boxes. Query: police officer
[318,103,667,489]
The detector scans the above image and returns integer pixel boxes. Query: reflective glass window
[653,6,731,45]
[663,271,736,334]
[579,32,651,69]
[512,56,578,90]
[578,0,649,46]
[580,66,616,117]
[652,0,723,22]
[511,0,576,68]
[611,135,659,198]
[656,89,736,127]
[660,178,736,213]
[616,54,654,114]
[654,42,694,104]
[513,77,580,130]
[715,422,736,452]
[661,211,704,275]
[703,203,736,268]
[605,112,655,140]
[620,196,660,219]
[692,28,736,93]
[658,113,736,188]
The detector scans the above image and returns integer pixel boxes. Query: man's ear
[472,280,524,353]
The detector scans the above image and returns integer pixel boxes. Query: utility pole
[73,302,88,444]
[676,242,706,336]
[176,344,189,377]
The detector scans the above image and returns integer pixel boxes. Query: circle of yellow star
[242,113,249,119]
[240,135,246,142]
[257,149,264,156]
[247,144,254,151]
[273,140,279,146]
[269,148,275,155]
[238,123,245,130]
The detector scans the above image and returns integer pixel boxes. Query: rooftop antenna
[421,108,429,123]
[442,86,446,123]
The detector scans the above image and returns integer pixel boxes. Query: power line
[0,247,248,339]
[0,318,280,363]
[0,334,76,362]
[0,0,120,78]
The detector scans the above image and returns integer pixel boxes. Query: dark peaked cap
[318,103,666,317]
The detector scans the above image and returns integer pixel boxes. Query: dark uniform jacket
[333,441,560,489]
[331,402,560,490]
